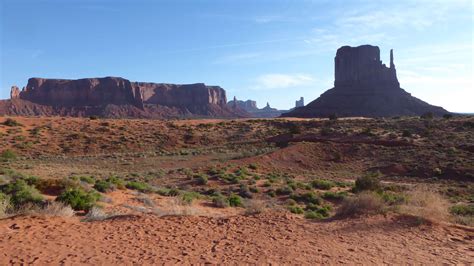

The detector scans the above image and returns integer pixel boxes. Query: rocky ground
[0,116,473,264]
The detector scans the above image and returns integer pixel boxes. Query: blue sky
[1,0,472,112]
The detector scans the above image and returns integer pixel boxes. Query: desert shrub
[36,178,79,195]
[79,176,95,184]
[443,114,453,119]
[311,179,335,190]
[94,180,116,193]
[89,115,99,120]
[126,181,153,193]
[320,127,334,136]
[402,130,412,137]
[275,186,293,195]
[179,191,201,205]
[290,192,321,205]
[248,163,258,170]
[238,184,253,198]
[228,194,243,207]
[2,118,22,127]
[156,187,180,197]
[286,198,297,206]
[244,200,265,215]
[380,191,407,205]
[336,192,385,217]
[38,201,74,217]
[0,150,17,161]
[304,211,325,219]
[322,191,347,200]
[83,207,111,221]
[399,186,449,222]
[450,204,474,216]
[328,113,338,121]
[1,179,43,207]
[0,198,10,218]
[288,205,304,214]
[420,112,434,120]
[212,193,229,208]
[106,176,125,189]
[194,174,208,185]
[354,172,381,192]
[21,175,40,186]
[56,188,100,211]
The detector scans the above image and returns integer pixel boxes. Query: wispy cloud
[251,73,315,90]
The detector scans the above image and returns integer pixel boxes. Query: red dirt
[0,213,472,264]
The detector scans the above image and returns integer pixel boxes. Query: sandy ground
[0,212,472,265]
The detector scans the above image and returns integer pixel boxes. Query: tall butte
[283,45,448,117]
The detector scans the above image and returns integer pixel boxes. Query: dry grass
[399,186,450,223]
[336,192,385,217]
[0,199,10,218]
[83,207,114,221]
[244,199,266,215]
[37,202,74,217]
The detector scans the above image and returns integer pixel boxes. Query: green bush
[1,179,43,207]
[380,191,407,205]
[212,193,229,208]
[290,192,321,205]
[79,176,95,184]
[248,163,258,170]
[288,205,304,214]
[106,176,125,189]
[56,188,100,211]
[354,172,381,192]
[450,204,474,216]
[305,204,331,217]
[228,194,243,207]
[275,186,293,195]
[304,211,325,219]
[194,174,208,185]
[311,179,335,190]
[180,191,201,205]
[322,191,347,200]
[94,180,115,193]
[0,150,17,161]
[126,181,152,193]
[2,118,22,127]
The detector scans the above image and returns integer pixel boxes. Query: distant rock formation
[227,98,285,118]
[283,45,449,118]
[295,97,304,108]
[1,77,247,118]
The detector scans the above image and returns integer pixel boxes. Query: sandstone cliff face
[283,45,449,118]
[19,77,144,109]
[3,77,244,118]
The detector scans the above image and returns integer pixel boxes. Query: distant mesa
[227,97,286,118]
[283,45,449,118]
[1,77,248,118]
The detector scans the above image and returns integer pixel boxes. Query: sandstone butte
[1,77,248,118]
[283,45,449,118]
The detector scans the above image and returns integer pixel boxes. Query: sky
[0,0,473,112]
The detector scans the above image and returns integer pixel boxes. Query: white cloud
[252,73,315,90]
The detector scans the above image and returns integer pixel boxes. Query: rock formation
[227,98,285,118]
[283,45,449,118]
[1,77,246,118]
[295,97,304,108]
[10,86,20,99]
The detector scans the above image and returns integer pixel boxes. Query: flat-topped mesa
[133,82,227,107]
[3,76,241,118]
[334,45,399,89]
[19,77,144,109]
